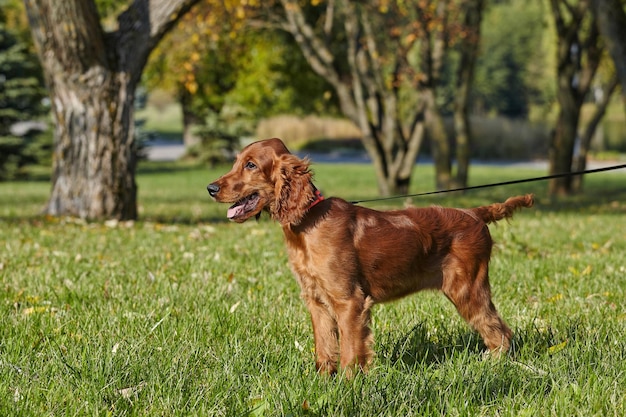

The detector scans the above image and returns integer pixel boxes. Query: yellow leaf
[186,81,198,95]
[547,293,563,302]
[548,340,568,354]
[581,265,592,276]
[23,306,56,315]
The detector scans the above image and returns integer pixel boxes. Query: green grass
[1,162,626,416]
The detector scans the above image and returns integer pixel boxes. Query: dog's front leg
[305,296,339,375]
[334,294,374,376]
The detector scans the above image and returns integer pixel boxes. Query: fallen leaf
[547,293,563,303]
[23,306,57,315]
[229,301,241,313]
[295,340,304,352]
[548,340,568,354]
[117,382,146,400]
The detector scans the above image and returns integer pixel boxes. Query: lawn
[1,161,625,416]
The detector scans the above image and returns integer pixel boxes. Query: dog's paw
[315,360,338,376]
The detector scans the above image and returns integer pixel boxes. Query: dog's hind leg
[442,259,512,354]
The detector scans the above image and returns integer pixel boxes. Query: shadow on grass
[381,315,590,367]
[381,322,485,367]
[378,321,556,405]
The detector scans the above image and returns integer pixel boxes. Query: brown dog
[208,138,534,375]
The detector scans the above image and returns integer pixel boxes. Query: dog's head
[207,138,316,225]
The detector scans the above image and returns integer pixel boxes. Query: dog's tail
[471,194,534,224]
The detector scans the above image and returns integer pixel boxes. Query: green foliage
[225,31,338,118]
[473,0,551,118]
[186,108,246,166]
[0,21,49,180]
[143,6,338,132]
[94,0,128,18]
[1,163,625,415]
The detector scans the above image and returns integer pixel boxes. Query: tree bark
[590,0,626,113]
[453,0,484,189]
[24,0,200,219]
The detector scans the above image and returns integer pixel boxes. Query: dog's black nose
[207,183,220,197]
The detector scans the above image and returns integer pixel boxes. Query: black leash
[350,163,626,205]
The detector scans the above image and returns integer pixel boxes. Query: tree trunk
[571,75,618,191]
[278,0,428,198]
[24,0,200,220]
[46,72,139,219]
[420,0,452,191]
[453,0,484,189]
[549,98,579,196]
[548,0,600,197]
[590,0,626,113]
[423,89,451,190]
[180,86,202,148]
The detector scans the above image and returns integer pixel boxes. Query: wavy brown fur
[472,194,535,224]
[208,138,534,377]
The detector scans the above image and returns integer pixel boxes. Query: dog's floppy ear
[272,153,315,225]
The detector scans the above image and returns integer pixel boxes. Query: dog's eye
[245,161,257,170]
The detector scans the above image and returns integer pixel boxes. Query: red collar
[308,189,325,210]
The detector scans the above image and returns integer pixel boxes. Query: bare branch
[324,0,335,37]
[116,0,202,77]
[279,1,339,82]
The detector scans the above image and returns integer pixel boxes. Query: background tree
[24,0,200,220]
[267,0,478,196]
[589,0,626,113]
[571,71,618,191]
[416,0,455,190]
[548,0,603,197]
[472,0,549,118]
[452,0,484,188]
[144,1,337,154]
[0,2,48,180]
[145,2,245,148]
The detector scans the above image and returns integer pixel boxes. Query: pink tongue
[227,205,244,219]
